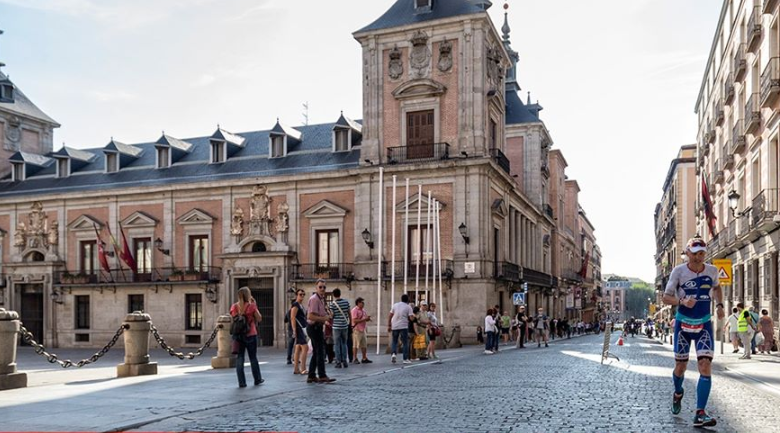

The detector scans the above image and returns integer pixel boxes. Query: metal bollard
[117,311,158,377]
[211,315,236,369]
[0,308,27,390]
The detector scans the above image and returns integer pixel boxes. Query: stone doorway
[19,284,44,345]
[237,278,275,347]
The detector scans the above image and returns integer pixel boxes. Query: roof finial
[501,3,511,41]
[527,91,531,105]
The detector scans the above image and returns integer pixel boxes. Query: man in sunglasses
[662,237,725,428]
[306,279,335,383]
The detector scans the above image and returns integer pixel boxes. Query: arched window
[252,242,267,253]
[26,251,45,262]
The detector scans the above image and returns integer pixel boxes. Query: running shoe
[403,359,412,364]
[362,358,373,363]
[692,410,716,427]
[671,390,684,415]
[391,353,397,363]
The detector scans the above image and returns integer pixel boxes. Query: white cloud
[89,90,137,102]
[191,74,216,87]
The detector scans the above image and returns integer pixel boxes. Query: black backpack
[230,311,249,337]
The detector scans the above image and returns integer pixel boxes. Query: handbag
[755,332,765,346]
[428,324,442,337]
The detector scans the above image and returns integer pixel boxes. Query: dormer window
[211,141,225,163]
[333,113,362,152]
[56,158,69,178]
[11,163,24,181]
[270,135,285,158]
[0,83,13,102]
[334,129,350,152]
[415,0,432,11]
[157,146,169,168]
[105,153,118,173]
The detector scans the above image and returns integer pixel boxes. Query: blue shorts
[673,320,714,362]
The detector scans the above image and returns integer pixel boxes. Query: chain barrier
[17,323,128,368]
[149,323,221,360]
[441,325,458,346]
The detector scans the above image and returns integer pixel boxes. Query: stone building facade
[693,0,780,336]
[0,0,600,348]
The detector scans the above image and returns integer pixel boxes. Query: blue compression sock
[697,375,712,410]
[673,373,684,394]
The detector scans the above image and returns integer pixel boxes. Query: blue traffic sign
[513,292,526,306]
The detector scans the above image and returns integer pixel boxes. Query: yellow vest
[737,311,749,332]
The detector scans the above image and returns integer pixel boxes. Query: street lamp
[458,222,470,244]
[154,237,170,256]
[728,190,741,217]
[361,228,374,249]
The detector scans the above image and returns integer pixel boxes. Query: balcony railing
[726,219,736,247]
[290,263,354,281]
[495,261,521,283]
[705,122,716,144]
[383,259,454,280]
[523,267,553,287]
[54,267,222,285]
[724,75,736,105]
[747,7,762,53]
[764,0,779,14]
[734,44,748,81]
[732,120,746,153]
[745,93,761,134]
[489,148,510,174]
[761,57,780,108]
[715,103,725,126]
[737,212,751,238]
[713,160,724,184]
[387,142,450,165]
[750,188,780,232]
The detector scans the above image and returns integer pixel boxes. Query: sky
[0,0,722,283]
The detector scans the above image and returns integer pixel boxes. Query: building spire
[0,29,6,70]
[502,3,520,92]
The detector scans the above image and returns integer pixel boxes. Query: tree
[625,286,656,319]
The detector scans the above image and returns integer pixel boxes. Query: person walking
[329,288,351,369]
[427,302,440,359]
[306,279,335,384]
[484,308,497,354]
[351,297,373,364]
[290,289,309,375]
[662,237,724,428]
[758,309,774,354]
[416,303,431,360]
[534,307,549,348]
[724,307,740,353]
[230,286,264,388]
[284,299,294,365]
[388,294,414,364]
[736,303,755,359]
[748,306,760,355]
[500,311,511,344]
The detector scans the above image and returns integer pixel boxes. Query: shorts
[673,320,714,362]
[353,330,367,349]
[729,331,738,342]
[501,328,509,335]
[535,328,546,336]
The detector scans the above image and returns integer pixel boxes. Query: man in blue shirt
[663,237,725,428]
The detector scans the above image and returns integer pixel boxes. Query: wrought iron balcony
[715,103,725,126]
[713,160,724,184]
[699,141,709,156]
[383,259,454,280]
[290,263,354,281]
[734,44,747,82]
[761,57,780,108]
[523,267,553,287]
[737,212,751,239]
[747,7,762,53]
[764,0,779,14]
[704,124,716,144]
[494,261,521,283]
[732,120,746,153]
[54,266,222,285]
[745,93,761,134]
[489,148,510,174]
[750,188,780,233]
[387,142,450,165]
[723,153,735,170]
[724,76,736,105]
[726,219,736,247]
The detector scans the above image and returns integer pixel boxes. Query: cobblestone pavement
[136,334,780,433]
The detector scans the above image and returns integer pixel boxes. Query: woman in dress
[758,309,774,354]
[230,286,263,387]
[427,303,439,359]
[290,289,309,375]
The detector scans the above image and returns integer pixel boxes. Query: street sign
[712,259,732,285]
[512,292,526,306]
[523,282,528,292]
[464,262,475,274]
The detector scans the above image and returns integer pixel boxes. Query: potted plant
[183,269,201,281]
[73,273,90,284]
[169,268,184,282]
[61,271,73,284]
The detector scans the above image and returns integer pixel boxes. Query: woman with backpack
[290,289,309,375]
[230,286,263,388]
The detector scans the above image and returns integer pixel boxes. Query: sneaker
[692,410,716,427]
[362,358,373,363]
[352,358,360,364]
[671,390,684,415]
[403,359,412,364]
[335,362,343,369]
[484,350,493,354]
[391,354,397,364]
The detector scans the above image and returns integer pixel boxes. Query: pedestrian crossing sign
[712,259,732,285]
[513,292,526,306]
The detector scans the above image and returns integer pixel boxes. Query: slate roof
[356,0,490,34]
[156,134,193,153]
[52,146,96,162]
[0,70,60,126]
[211,128,246,147]
[0,120,362,198]
[505,88,542,125]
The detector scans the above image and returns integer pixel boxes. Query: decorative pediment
[67,214,104,231]
[491,199,508,218]
[177,208,216,225]
[392,78,446,100]
[303,200,348,219]
[120,211,159,228]
[395,193,445,213]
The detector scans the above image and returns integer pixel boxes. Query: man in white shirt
[723,307,740,353]
[387,294,414,364]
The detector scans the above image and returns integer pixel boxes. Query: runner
[662,237,725,428]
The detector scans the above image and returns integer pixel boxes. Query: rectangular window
[157,147,169,168]
[80,240,98,274]
[57,159,69,178]
[211,142,224,163]
[189,235,209,272]
[406,110,434,159]
[316,230,339,267]
[751,156,761,200]
[415,0,431,8]
[335,129,349,151]
[408,226,433,266]
[106,153,118,173]
[271,136,285,158]
[128,294,144,313]
[12,163,24,181]
[75,295,90,329]
[185,294,202,330]
[489,118,497,149]
[134,238,152,275]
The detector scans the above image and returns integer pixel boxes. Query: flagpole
[436,202,444,325]
[415,185,422,301]
[424,190,432,302]
[391,175,397,307]
[403,179,409,302]
[376,167,384,356]
[431,199,437,312]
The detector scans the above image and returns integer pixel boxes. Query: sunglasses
[689,240,707,248]
[317,286,326,289]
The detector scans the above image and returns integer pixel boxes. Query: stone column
[117,312,158,377]
[211,315,236,369]
[0,309,27,390]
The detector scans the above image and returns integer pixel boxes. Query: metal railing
[290,263,354,281]
[54,267,222,285]
[737,212,751,238]
[494,261,521,282]
[523,267,553,287]
[734,44,747,81]
[387,142,450,164]
[383,259,454,279]
[745,93,761,133]
[724,75,736,105]
[750,188,780,229]
[726,220,736,246]
[747,6,762,52]
[732,119,746,153]
[715,103,725,126]
[761,57,780,107]
[489,148,511,174]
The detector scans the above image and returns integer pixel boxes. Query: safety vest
[737,311,749,332]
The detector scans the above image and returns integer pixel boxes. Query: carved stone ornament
[4,116,21,150]
[48,220,59,246]
[409,30,431,78]
[438,39,453,73]
[13,223,25,247]
[15,201,59,256]
[231,205,244,237]
[276,202,289,233]
[249,185,273,236]
[486,45,502,86]
[388,46,403,80]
